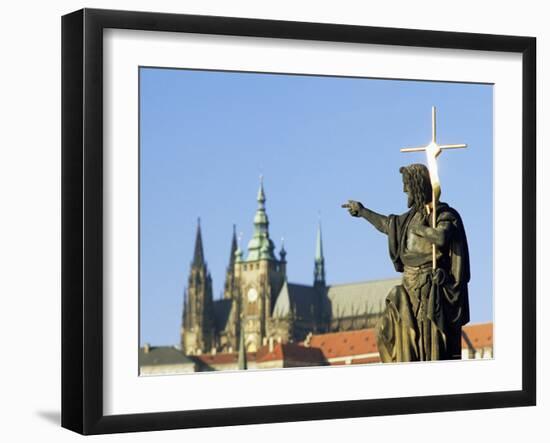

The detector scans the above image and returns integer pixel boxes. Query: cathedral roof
[272,278,401,320]
[325,278,400,319]
[272,282,320,322]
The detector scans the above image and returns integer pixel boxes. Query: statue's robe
[376,202,470,362]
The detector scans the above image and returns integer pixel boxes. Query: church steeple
[246,175,275,261]
[314,221,326,288]
[181,218,214,355]
[192,218,205,267]
[224,225,239,300]
[228,224,237,267]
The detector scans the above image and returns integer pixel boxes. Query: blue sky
[140,67,493,346]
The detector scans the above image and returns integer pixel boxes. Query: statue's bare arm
[341,200,389,234]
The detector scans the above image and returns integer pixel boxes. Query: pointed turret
[234,231,243,263]
[314,221,326,288]
[257,175,266,203]
[279,237,287,263]
[228,224,237,266]
[224,225,239,300]
[192,218,205,267]
[246,175,276,261]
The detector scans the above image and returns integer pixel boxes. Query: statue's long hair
[400,163,432,222]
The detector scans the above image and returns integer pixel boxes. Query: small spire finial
[279,236,287,262]
[257,174,266,204]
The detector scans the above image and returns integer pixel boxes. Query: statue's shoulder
[389,209,415,224]
[437,202,465,226]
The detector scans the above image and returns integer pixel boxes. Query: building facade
[181,178,400,356]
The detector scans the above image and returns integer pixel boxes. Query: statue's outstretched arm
[342,200,388,234]
[359,206,389,234]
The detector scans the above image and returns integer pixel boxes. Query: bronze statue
[342,163,470,362]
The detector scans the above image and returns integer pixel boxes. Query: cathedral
[181,178,400,356]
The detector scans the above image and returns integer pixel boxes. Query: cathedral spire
[192,218,205,267]
[182,218,214,355]
[314,220,326,287]
[224,225,239,300]
[228,224,237,266]
[246,175,275,261]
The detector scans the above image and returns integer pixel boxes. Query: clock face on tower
[247,287,258,303]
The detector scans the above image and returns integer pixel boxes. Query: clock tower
[233,177,286,352]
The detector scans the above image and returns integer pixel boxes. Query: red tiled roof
[195,352,256,365]
[462,322,493,349]
[304,329,378,359]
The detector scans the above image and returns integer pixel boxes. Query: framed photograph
[61,8,536,435]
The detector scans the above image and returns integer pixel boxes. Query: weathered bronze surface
[342,163,470,362]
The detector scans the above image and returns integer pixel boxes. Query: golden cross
[400,106,467,268]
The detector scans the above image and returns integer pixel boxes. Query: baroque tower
[181,219,215,355]
[232,177,286,352]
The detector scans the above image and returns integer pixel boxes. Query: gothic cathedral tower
[233,177,286,352]
[181,220,215,355]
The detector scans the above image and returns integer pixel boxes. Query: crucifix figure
[342,107,471,362]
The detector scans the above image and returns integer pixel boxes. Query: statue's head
[399,163,432,212]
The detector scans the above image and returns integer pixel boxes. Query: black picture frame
[61,8,536,435]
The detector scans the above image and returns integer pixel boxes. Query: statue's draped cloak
[377,203,470,362]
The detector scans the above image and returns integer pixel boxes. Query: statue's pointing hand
[341,200,364,217]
